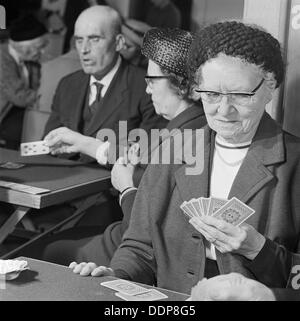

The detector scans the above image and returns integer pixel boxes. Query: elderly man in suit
[42,5,166,228]
[44,5,166,164]
[0,14,48,149]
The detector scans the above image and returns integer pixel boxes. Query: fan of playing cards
[180,197,255,226]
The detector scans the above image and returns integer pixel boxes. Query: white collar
[89,56,121,88]
[215,135,252,149]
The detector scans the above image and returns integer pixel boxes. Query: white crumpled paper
[0,259,29,275]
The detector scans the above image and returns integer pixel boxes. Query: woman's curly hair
[188,21,284,88]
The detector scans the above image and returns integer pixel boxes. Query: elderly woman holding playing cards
[70,21,300,295]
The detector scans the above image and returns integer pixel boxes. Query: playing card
[212,197,255,226]
[207,197,228,216]
[190,198,203,217]
[100,279,151,296]
[20,141,50,156]
[180,202,195,218]
[184,201,198,217]
[201,197,210,216]
[115,289,168,301]
[0,162,25,169]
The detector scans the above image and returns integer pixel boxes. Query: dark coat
[0,44,38,123]
[111,113,300,294]
[92,104,206,264]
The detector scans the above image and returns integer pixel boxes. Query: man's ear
[115,34,125,52]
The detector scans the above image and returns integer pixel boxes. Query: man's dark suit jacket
[44,58,167,142]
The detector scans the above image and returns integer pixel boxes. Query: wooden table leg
[0,206,30,244]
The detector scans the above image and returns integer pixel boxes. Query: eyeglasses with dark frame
[145,75,171,87]
[195,78,265,106]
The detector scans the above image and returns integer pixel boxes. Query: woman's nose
[217,95,235,116]
[145,83,152,95]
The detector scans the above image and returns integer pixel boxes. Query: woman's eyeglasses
[195,78,265,106]
[145,75,170,87]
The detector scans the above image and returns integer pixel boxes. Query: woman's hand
[69,262,115,277]
[190,216,266,260]
[191,273,275,301]
[126,143,140,165]
[111,157,135,193]
[44,127,88,154]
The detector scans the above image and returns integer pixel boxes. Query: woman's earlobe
[266,79,277,91]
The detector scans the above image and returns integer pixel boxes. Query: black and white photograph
[0,0,299,306]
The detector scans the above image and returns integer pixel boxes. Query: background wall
[283,0,300,137]
[191,0,244,31]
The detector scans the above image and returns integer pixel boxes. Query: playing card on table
[0,162,25,169]
[100,279,151,296]
[200,197,210,216]
[20,141,50,156]
[115,289,168,301]
[207,197,228,216]
[212,197,255,226]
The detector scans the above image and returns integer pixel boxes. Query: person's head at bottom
[188,20,284,145]
[191,273,275,301]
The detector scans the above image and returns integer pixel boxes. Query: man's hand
[190,216,266,260]
[44,127,87,154]
[111,157,135,193]
[191,273,275,301]
[69,262,115,277]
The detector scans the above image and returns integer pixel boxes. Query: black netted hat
[142,28,194,77]
[10,14,47,42]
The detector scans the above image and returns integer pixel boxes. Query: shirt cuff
[95,141,110,165]
[119,187,138,206]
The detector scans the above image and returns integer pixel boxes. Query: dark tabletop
[0,257,189,301]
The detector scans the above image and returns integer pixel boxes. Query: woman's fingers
[72,262,87,274]
[80,262,98,276]
[91,266,114,277]
[191,218,230,244]
[69,261,77,269]
[69,262,99,276]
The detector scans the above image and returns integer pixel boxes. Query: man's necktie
[23,61,41,90]
[89,82,104,115]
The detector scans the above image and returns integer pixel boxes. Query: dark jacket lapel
[84,59,128,136]
[70,71,90,131]
[228,112,285,203]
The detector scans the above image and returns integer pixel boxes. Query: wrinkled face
[17,36,48,62]
[74,16,121,78]
[196,54,272,143]
[146,60,181,120]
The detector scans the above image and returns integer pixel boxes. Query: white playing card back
[100,279,151,296]
[115,289,168,301]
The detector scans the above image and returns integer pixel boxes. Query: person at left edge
[44,5,167,163]
[0,14,48,149]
